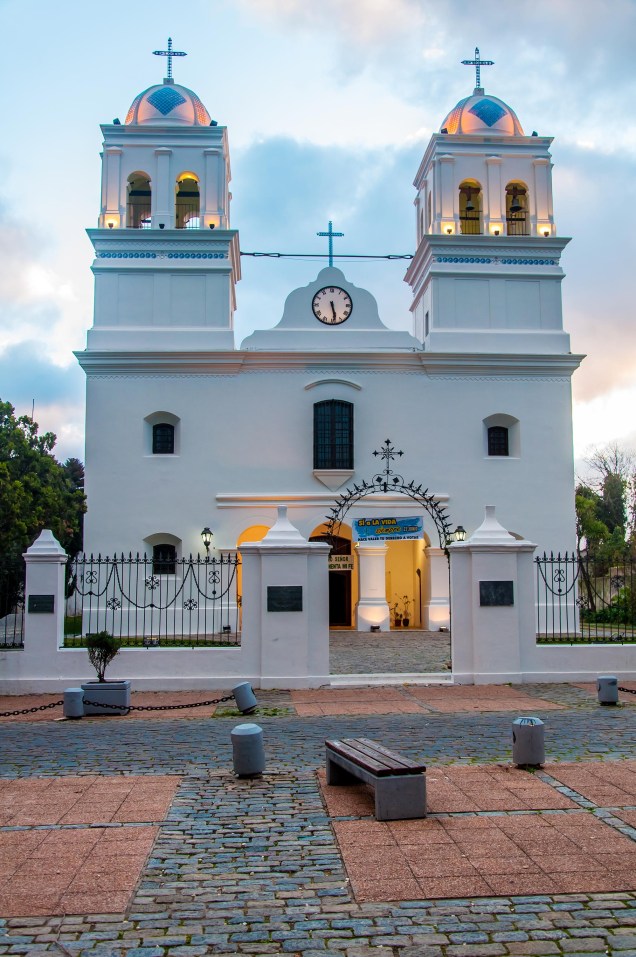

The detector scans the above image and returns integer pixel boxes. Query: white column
[439,155,456,229]
[100,147,122,227]
[532,157,552,234]
[154,148,173,228]
[423,546,450,631]
[203,148,221,228]
[355,542,390,632]
[486,155,503,230]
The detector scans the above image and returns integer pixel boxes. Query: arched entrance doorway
[309,523,356,627]
[324,440,458,676]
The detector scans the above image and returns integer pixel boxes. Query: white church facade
[76,46,582,634]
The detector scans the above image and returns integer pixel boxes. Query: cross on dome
[461,46,494,92]
[153,37,187,81]
[317,221,344,267]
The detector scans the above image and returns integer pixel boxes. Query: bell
[510,195,523,214]
[465,198,475,213]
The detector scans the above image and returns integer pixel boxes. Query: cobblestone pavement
[1,686,636,955]
[330,631,451,675]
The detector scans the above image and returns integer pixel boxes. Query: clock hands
[330,301,337,322]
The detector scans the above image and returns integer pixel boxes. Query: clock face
[312,286,352,325]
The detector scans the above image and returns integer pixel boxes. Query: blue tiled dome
[441,92,524,136]
[125,80,211,126]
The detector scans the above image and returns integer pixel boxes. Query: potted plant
[400,596,414,628]
[81,631,131,715]
[391,600,402,627]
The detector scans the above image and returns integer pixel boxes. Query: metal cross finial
[153,37,187,80]
[461,47,494,91]
[317,220,344,267]
[372,439,404,492]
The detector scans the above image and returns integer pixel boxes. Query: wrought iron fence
[536,552,636,643]
[0,561,25,648]
[65,553,240,647]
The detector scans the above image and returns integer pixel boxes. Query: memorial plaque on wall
[479,581,514,607]
[267,585,303,612]
[28,594,55,614]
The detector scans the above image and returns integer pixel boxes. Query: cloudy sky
[0,0,634,469]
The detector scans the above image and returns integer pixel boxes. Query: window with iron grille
[152,543,176,575]
[314,400,353,469]
[487,425,509,457]
[152,423,175,454]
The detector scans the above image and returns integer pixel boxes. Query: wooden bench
[325,737,426,821]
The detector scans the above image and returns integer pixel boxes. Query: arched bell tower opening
[459,180,483,234]
[506,181,529,235]
[175,173,200,228]
[126,173,152,228]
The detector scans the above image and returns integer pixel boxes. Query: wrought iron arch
[325,439,453,550]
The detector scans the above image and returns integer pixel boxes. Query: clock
[312,286,352,325]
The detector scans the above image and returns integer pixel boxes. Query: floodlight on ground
[232,681,258,714]
[597,675,619,705]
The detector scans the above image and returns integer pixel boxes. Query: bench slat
[326,738,426,776]
[354,737,426,773]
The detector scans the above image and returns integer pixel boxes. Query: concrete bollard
[232,681,258,715]
[512,716,545,767]
[63,688,84,719]
[597,675,619,705]
[231,723,265,777]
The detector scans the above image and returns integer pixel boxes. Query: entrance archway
[324,440,454,677]
[325,439,453,550]
[310,522,355,627]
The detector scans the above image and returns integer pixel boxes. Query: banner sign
[328,556,354,571]
[352,516,423,542]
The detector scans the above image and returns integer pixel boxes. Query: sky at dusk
[0,0,634,473]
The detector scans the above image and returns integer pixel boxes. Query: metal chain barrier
[619,686,636,695]
[82,692,236,713]
[0,700,64,718]
[1,692,238,719]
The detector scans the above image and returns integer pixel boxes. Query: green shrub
[86,631,120,682]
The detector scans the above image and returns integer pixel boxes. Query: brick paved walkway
[1,683,636,955]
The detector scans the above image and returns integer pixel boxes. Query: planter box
[81,680,131,716]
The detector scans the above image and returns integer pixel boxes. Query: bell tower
[406,49,570,355]
[84,40,240,352]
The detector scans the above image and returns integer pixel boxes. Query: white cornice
[216,492,450,508]
[405,234,570,291]
[74,349,584,378]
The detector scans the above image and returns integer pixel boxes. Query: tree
[576,443,636,561]
[0,400,86,617]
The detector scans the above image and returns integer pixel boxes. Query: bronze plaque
[267,586,303,612]
[479,581,514,607]
[28,594,55,614]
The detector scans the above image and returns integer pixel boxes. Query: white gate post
[23,530,67,649]
[450,506,537,684]
[355,542,390,631]
[240,506,330,689]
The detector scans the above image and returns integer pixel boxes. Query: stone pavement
[0,682,636,956]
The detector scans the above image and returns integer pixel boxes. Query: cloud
[0,342,85,461]
[556,145,636,402]
[232,136,419,340]
[234,0,421,48]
